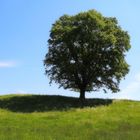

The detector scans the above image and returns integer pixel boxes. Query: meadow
[0,94,140,140]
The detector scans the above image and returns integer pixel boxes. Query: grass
[0,94,140,140]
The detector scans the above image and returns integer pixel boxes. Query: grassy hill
[0,94,140,140]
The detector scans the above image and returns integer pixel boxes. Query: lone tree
[44,10,131,100]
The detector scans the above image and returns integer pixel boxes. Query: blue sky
[0,0,140,100]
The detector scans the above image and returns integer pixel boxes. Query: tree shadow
[0,95,113,113]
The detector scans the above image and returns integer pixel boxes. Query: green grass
[0,94,140,140]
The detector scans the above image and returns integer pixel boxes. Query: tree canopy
[44,10,131,100]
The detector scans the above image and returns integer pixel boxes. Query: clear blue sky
[0,0,140,100]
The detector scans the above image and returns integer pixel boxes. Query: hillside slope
[0,94,140,140]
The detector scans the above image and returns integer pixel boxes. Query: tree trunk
[79,89,85,107]
[80,90,85,100]
[79,89,85,100]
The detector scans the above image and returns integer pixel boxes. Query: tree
[44,10,131,100]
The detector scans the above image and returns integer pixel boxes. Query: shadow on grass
[0,95,113,113]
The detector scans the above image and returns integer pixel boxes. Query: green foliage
[44,10,131,99]
[0,95,140,140]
